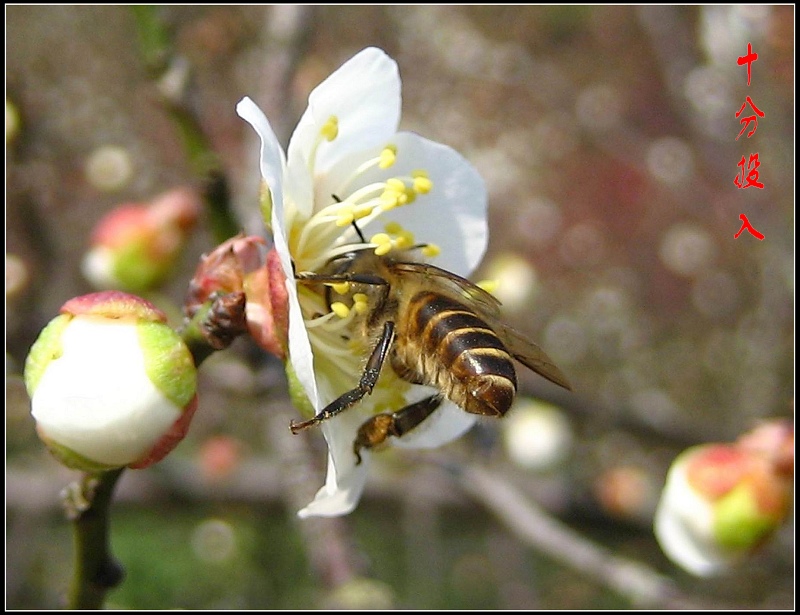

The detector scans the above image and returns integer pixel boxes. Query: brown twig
[452,462,715,610]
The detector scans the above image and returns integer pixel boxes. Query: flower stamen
[378,145,397,169]
[329,281,351,295]
[412,170,432,194]
[421,244,441,258]
[370,233,394,256]
[330,302,351,319]
[321,116,339,141]
[352,293,369,315]
[307,115,340,176]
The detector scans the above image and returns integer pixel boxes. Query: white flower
[25,291,198,471]
[237,47,488,517]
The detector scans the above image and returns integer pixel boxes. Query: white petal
[283,277,320,409]
[287,47,401,217]
[325,131,488,277]
[390,392,478,449]
[298,410,370,518]
[236,97,286,219]
[381,132,488,276]
[236,98,320,407]
[31,318,181,465]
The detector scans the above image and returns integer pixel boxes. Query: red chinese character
[734,213,765,240]
[733,153,765,189]
[735,96,765,140]
[737,42,758,86]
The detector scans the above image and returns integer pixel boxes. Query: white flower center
[292,117,438,271]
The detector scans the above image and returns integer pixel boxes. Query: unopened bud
[82,188,200,292]
[654,429,793,576]
[244,247,289,359]
[24,291,198,471]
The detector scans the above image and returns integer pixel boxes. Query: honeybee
[290,244,571,463]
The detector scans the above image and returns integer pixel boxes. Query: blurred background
[6,5,794,610]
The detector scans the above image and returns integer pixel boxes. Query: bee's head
[323,246,379,276]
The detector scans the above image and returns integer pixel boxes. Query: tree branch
[452,462,717,610]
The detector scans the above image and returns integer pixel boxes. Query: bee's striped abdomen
[404,291,517,416]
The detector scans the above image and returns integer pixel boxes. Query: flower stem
[65,468,125,609]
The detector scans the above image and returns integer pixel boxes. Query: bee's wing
[391,262,503,315]
[497,323,572,391]
[392,261,571,391]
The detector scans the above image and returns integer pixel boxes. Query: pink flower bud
[654,422,793,576]
[185,234,266,314]
[82,188,200,291]
[184,237,288,357]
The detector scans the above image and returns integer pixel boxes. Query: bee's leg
[295,271,389,287]
[353,394,443,464]
[290,321,395,433]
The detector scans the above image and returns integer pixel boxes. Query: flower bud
[82,188,200,292]
[24,291,198,471]
[184,237,288,358]
[185,235,266,311]
[654,426,793,576]
[244,248,289,359]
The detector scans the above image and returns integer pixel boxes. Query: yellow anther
[370,232,391,245]
[379,145,397,169]
[421,244,441,258]
[330,302,350,318]
[370,233,393,255]
[403,187,416,205]
[321,116,339,141]
[384,221,403,234]
[353,206,374,220]
[395,231,415,249]
[335,206,355,227]
[412,173,433,194]
[477,279,500,295]
[329,281,351,295]
[352,293,369,315]
[380,189,402,210]
[385,178,406,192]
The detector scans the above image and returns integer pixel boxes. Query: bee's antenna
[351,220,366,243]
